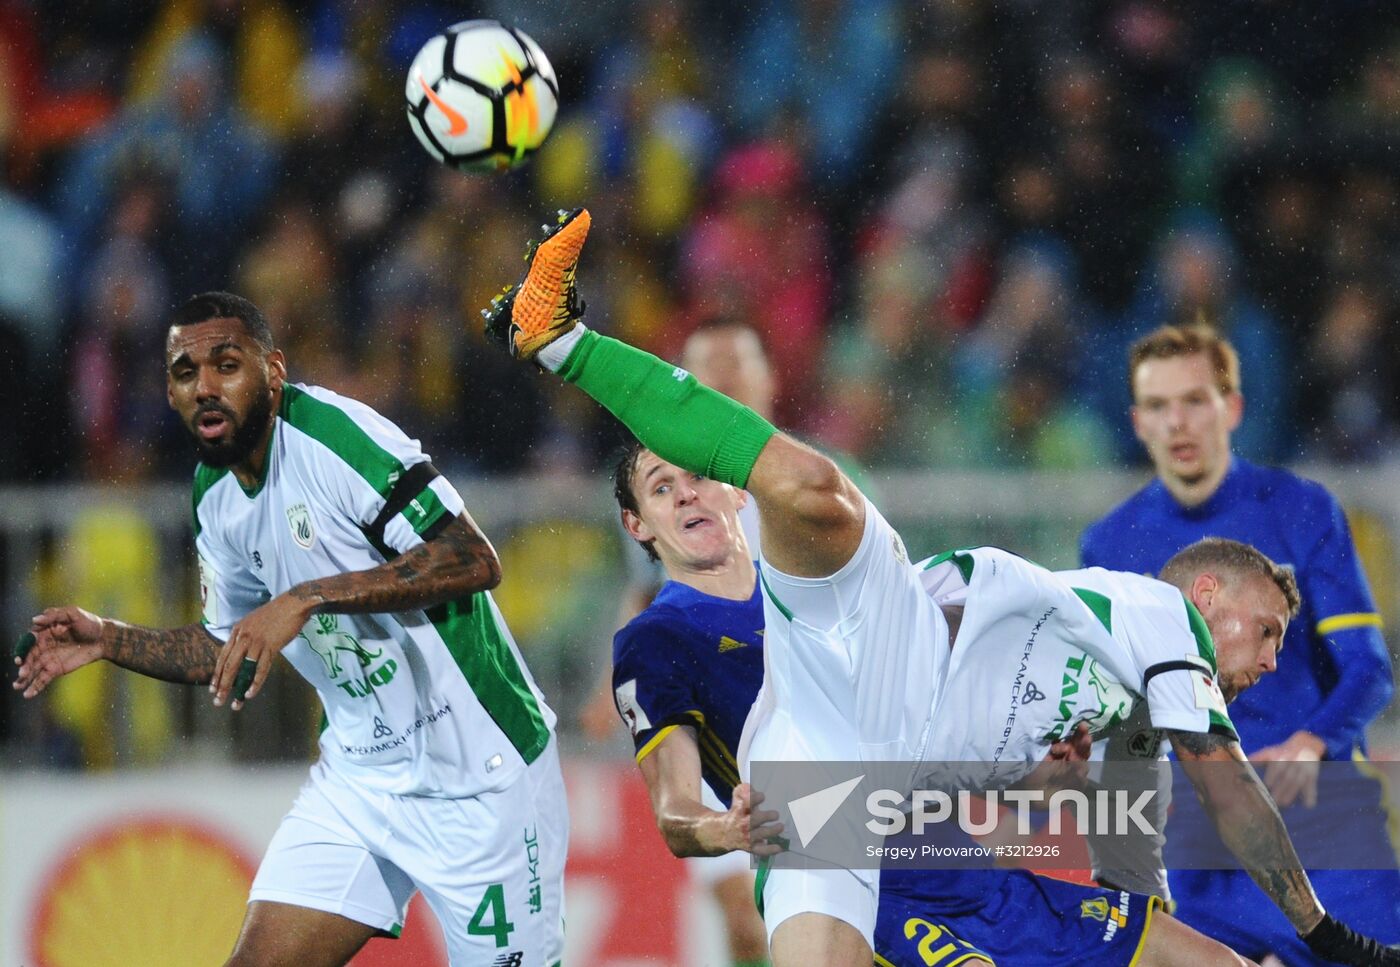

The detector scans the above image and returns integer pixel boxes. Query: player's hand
[12,606,107,699]
[734,782,786,857]
[1250,731,1324,808]
[211,594,312,710]
[1050,722,1094,763]
[1020,723,1094,795]
[1302,913,1400,966]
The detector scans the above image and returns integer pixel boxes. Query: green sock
[558,331,777,488]
[732,959,769,967]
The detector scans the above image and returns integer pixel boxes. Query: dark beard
[192,390,275,468]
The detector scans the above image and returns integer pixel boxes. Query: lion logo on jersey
[300,614,382,679]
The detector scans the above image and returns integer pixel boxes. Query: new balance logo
[671,366,689,381]
[492,953,524,967]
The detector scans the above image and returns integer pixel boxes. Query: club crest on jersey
[1080,892,1130,940]
[286,503,315,549]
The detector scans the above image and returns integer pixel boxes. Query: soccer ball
[405,20,558,172]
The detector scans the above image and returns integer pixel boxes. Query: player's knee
[764,447,853,525]
[770,912,870,967]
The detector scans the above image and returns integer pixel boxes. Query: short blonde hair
[1160,537,1301,619]
[1129,323,1241,398]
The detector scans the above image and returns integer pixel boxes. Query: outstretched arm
[1169,730,1321,930]
[209,512,500,708]
[14,607,222,697]
[1172,729,1400,965]
[637,725,784,858]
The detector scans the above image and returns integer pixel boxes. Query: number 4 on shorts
[468,883,516,948]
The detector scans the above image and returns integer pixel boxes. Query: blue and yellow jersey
[1080,457,1392,759]
[612,574,765,808]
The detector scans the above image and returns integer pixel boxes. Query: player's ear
[1224,391,1244,432]
[1190,572,1220,613]
[621,508,652,544]
[732,486,750,511]
[266,349,287,389]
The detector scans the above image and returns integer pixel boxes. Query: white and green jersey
[193,383,556,798]
[918,547,1235,785]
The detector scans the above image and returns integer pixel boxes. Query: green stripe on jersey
[281,384,402,496]
[403,483,450,535]
[1209,709,1237,737]
[430,594,549,764]
[1073,587,1113,634]
[923,549,975,584]
[1182,596,1219,672]
[759,572,793,621]
[191,464,230,537]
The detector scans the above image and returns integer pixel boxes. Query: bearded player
[15,292,566,966]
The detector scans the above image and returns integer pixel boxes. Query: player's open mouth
[197,412,231,440]
[1170,443,1197,461]
[682,516,710,531]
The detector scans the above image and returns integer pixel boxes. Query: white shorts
[250,738,567,966]
[742,499,949,775]
[758,863,879,950]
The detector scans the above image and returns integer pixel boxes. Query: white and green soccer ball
[405,20,558,172]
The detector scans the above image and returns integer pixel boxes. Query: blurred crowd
[4,0,1400,486]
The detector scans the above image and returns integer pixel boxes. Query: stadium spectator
[1099,215,1290,463]
[127,0,307,140]
[949,240,1115,470]
[55,32,279,298]
[1299,280,1399,463]
[674,140,834,426]
[728,0,902,189]
[70,175,180,475]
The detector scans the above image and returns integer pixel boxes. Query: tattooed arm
[290,512,500,615]
[14,607,221,698]
[1168,729,1324,933]
[210,513,500,708]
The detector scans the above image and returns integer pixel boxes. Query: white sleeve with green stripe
[282,384,463,556]
[1137,591,1238,741]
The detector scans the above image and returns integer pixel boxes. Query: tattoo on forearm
[289,515,500,616]
[1221,767,1317,928]
[1172,730,1233,757]
[105,621,221,685]
[1173,729,1320,929]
